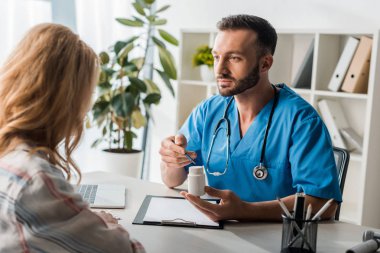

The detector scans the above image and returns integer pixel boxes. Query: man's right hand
[159,134,197,169]
[159,134,197,187]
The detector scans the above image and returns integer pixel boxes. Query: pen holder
[281,215,319,253]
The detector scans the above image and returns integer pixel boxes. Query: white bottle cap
[189,166,204,175]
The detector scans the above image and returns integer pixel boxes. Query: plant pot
[200,65,214,82]
[96,149,144,178]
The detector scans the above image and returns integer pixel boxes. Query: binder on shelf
[317,99,349,149]
[132,195,223,229]
[291,39,314,89]
[341,36,373,93]
[328,37,359,92]
[340,127,363,153]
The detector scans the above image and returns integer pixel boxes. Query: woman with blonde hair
[0,23,145,252]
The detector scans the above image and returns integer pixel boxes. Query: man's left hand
[180,186,248,221]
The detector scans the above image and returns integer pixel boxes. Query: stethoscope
[205,84,279,180]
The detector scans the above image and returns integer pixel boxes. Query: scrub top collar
[227,85,283,155]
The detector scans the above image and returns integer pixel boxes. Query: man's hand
[159,134,196,169]
[181,186,338,222]
[180,186,248,221]
[160,134,197,188]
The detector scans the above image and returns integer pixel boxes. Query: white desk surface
[82,171,379,253]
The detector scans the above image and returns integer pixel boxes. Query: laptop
[77,184,126,208]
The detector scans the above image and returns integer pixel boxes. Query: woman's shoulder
[0,144,61,177]
[0,144,66,198]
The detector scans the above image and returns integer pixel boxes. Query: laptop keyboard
[77,184,98,204]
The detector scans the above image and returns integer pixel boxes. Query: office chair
[332,147,350,221]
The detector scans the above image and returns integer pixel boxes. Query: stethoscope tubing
[205,84,279,179]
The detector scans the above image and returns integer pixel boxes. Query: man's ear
[260,54,273,72]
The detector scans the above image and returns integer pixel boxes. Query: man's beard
[217,64,260,97]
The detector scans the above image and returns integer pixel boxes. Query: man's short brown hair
[217,15,277,57]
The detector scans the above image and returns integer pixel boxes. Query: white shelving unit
[176,29,380,228]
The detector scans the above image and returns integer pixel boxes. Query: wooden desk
[82,171,379,253]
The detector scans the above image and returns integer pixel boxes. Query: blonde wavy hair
[0,23,99,182]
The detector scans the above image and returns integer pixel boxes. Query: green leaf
[146,15,157,22]
[192,45,214,67]
[118,42,134,59]
[99,51,110,64]
[98,81,112,94]
[132,109,147,129]
[136,0,148,8]
[91,138,104,148]
[155,69,175,97]
[102,67,116,77]
[116,18,144,27]
[158,47,177,79]
[123,63,138,74]
[144,79,161,94]
[158,29,178,46]
[144,93,161,105]
[114,41,127,55]
[117,57,128,67]
[130,57,144,70]
[111,92,134,118]
[133,16,145,23]
[129,77,147,92]
[155,5,170,14]
[92,100,110,120]
[152,36,166,49]
[125,36,139,45]
[151,19,167,26]
[124,131,136,150]
[132,2,145,16]
[144,0,155,4]
[99,71,107,83]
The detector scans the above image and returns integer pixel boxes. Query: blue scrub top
[179,84,342,203]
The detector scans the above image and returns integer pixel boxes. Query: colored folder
[341,36,372,93]
[133,195,223,229]
[328,37,359,92]
[318,99,349,149]
[340,127,363,153]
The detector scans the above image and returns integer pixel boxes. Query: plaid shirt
[0,144,145,253]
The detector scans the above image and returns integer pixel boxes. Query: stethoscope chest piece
[253,163,268,180]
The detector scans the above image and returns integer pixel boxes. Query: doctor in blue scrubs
[159,15,341,221]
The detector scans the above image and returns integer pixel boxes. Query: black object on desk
[293,192,305,235]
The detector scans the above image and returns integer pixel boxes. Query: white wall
[2,0,379,183]
[147,0,380,182]
[0,0,52,65]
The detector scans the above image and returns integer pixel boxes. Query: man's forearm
[238,195,338,222]
[160,162,187,188]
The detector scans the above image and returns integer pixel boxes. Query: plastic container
[188,166,205,196]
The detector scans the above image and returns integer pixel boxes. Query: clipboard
[132,195,223,229]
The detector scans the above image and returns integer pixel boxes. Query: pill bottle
[188,166,205,196]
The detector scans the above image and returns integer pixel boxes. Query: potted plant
[192,45,214,81]
[89,0,178,177]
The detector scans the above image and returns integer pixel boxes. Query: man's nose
[214,60,229,76]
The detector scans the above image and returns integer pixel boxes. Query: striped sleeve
[15,170,145,253]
